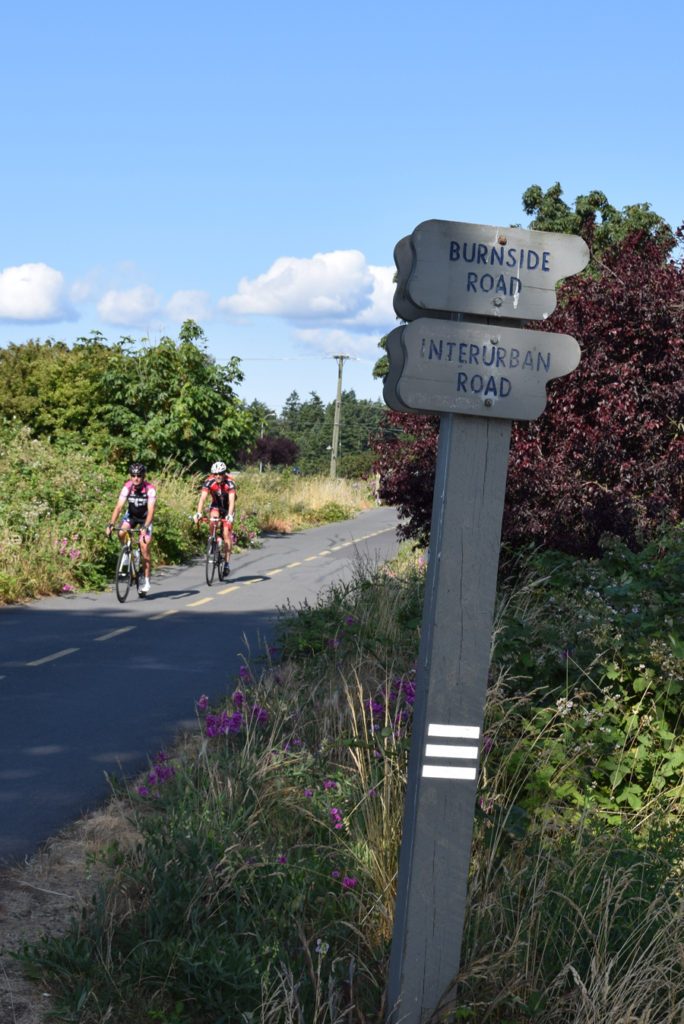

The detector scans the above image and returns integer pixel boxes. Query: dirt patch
[0,803,136,1024]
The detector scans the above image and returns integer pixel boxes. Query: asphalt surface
[0,506,401,863]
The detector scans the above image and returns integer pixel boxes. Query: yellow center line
[330,545,343,550]
[218,585,240,595]
[27,648,79,667]
[318,550,331,555]
[188,597,213,607]
[95,626,136,642]
[287,561,301,568]
[149,608,179,621]
[268,568,283,575]
[304,555,318,562]
[242,578,261,585]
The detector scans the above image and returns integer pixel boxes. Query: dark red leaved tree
[373,226,684,556]
[238,435,299,468]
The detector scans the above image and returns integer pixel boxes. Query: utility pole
[329,355,348,478]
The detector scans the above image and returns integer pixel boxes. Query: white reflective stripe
[422,765,477,780]
[428,723,480,739]
[95,627,135,642]
[27,648,79,667]
[425,743,478,760]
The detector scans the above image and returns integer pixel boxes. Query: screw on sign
[385,221,588,1024]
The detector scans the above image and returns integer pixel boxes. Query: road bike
[113,526,147,602]
[199,516,232,586]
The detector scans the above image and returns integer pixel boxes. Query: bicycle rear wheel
[115,544,133,602]
[205,536,217,586]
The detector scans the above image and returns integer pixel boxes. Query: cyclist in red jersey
[105,462,157,594]
[194,460,237,576]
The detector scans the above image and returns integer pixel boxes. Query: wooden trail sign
[386,220,588,1024]
[394,219,589,322]
[384,318,581,421]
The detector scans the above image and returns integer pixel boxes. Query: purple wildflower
[330,808,344,829]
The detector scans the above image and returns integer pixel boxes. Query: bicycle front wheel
[115,545,133,602]
[205,536,217,586]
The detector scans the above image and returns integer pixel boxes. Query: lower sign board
[384,318,581,421]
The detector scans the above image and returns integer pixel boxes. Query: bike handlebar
[194,516,233,527]
[107,524,149,538]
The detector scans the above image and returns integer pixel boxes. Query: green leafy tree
[0,334,112,442]
[522,182,674,259]
[278,390,385,475]
[0,321,256,471]
[247,399,279,438]
[98,321,256,469]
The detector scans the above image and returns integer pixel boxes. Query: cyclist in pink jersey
[105,462,157,593]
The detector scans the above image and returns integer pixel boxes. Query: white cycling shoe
[139,577,150,595]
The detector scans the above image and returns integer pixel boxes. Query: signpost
[385,220,589,1024]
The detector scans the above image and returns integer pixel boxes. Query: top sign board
[395,220,589,322]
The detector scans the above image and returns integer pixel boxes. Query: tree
[373,188,684,556]
[0,321,257,471]
[238,435,299,468]
[99,321,256,469]
[503,226,684,555]
[278,390,386,476]
[372,412,440,545]
[0,334,112,440]
[521,182,674,258]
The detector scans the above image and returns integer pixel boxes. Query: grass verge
[9,530,684,1022]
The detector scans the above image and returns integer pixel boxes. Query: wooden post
[387,411,511,1023]
[329,355,346,478]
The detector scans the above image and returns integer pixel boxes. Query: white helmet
[211,461,227,474]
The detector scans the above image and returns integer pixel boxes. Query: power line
[238,355,367,362]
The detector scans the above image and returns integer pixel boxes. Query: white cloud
[350,264,395,329]
[219,250,394,328]
[0,263,76,323]
[97,285,161,327]
[294,327,385,359]
[166,289,213,323]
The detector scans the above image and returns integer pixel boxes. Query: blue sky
[2,0,682,415]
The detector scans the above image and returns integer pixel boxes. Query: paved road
[0,506,401,863]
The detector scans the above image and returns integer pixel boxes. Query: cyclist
[105,462,157,594]
[194,460,237,576]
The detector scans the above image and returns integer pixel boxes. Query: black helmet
[129,462,146,477]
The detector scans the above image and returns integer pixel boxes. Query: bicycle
[113,526,147,602]
[199,516,232,586]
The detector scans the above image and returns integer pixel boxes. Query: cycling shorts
[120,514,153,536]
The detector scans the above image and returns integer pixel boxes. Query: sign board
[384,318,581,421]
[395,219,589,322]
[386,219,588,1024]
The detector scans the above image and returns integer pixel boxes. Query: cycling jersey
[118,479,157,521]
[201,474,237,513]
